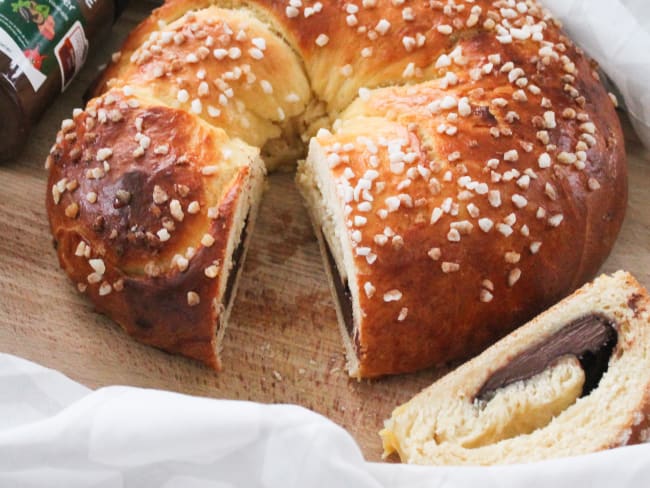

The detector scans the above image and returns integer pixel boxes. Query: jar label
[0,0,88,92]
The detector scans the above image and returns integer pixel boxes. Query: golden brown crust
[46,88,258,369]
[47,0,627,374]
[299,1,626,376]
[245,0,460,113]
[97,4,311,153]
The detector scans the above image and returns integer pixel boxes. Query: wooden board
[0,2,649,462]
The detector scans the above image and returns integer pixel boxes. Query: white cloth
[1,354,649,487]
[544,0,650,149]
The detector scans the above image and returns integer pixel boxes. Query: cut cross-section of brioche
[297,58,625,378]
[47,88,265,369]
[380,271,650,465]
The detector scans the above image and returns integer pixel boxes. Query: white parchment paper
[544,0,650,149]
[1,353,649,487]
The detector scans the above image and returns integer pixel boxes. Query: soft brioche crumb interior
[381,272,650,465]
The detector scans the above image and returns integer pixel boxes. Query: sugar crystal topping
[309,0,607,321]
[53,0,612,313]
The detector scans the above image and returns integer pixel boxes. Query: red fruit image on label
[23,47,46,69]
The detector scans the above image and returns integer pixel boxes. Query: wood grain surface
[0,2,648,462]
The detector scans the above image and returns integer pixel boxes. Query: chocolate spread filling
[221,216,249,320]
[322,231,355,339]
[476,314,617,402]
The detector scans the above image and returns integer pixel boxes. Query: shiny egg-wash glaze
[47,0,626,376]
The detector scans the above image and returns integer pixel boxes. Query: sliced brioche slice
[46,87,266,369]
[297,137,363,377]
[380,271,650,465]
